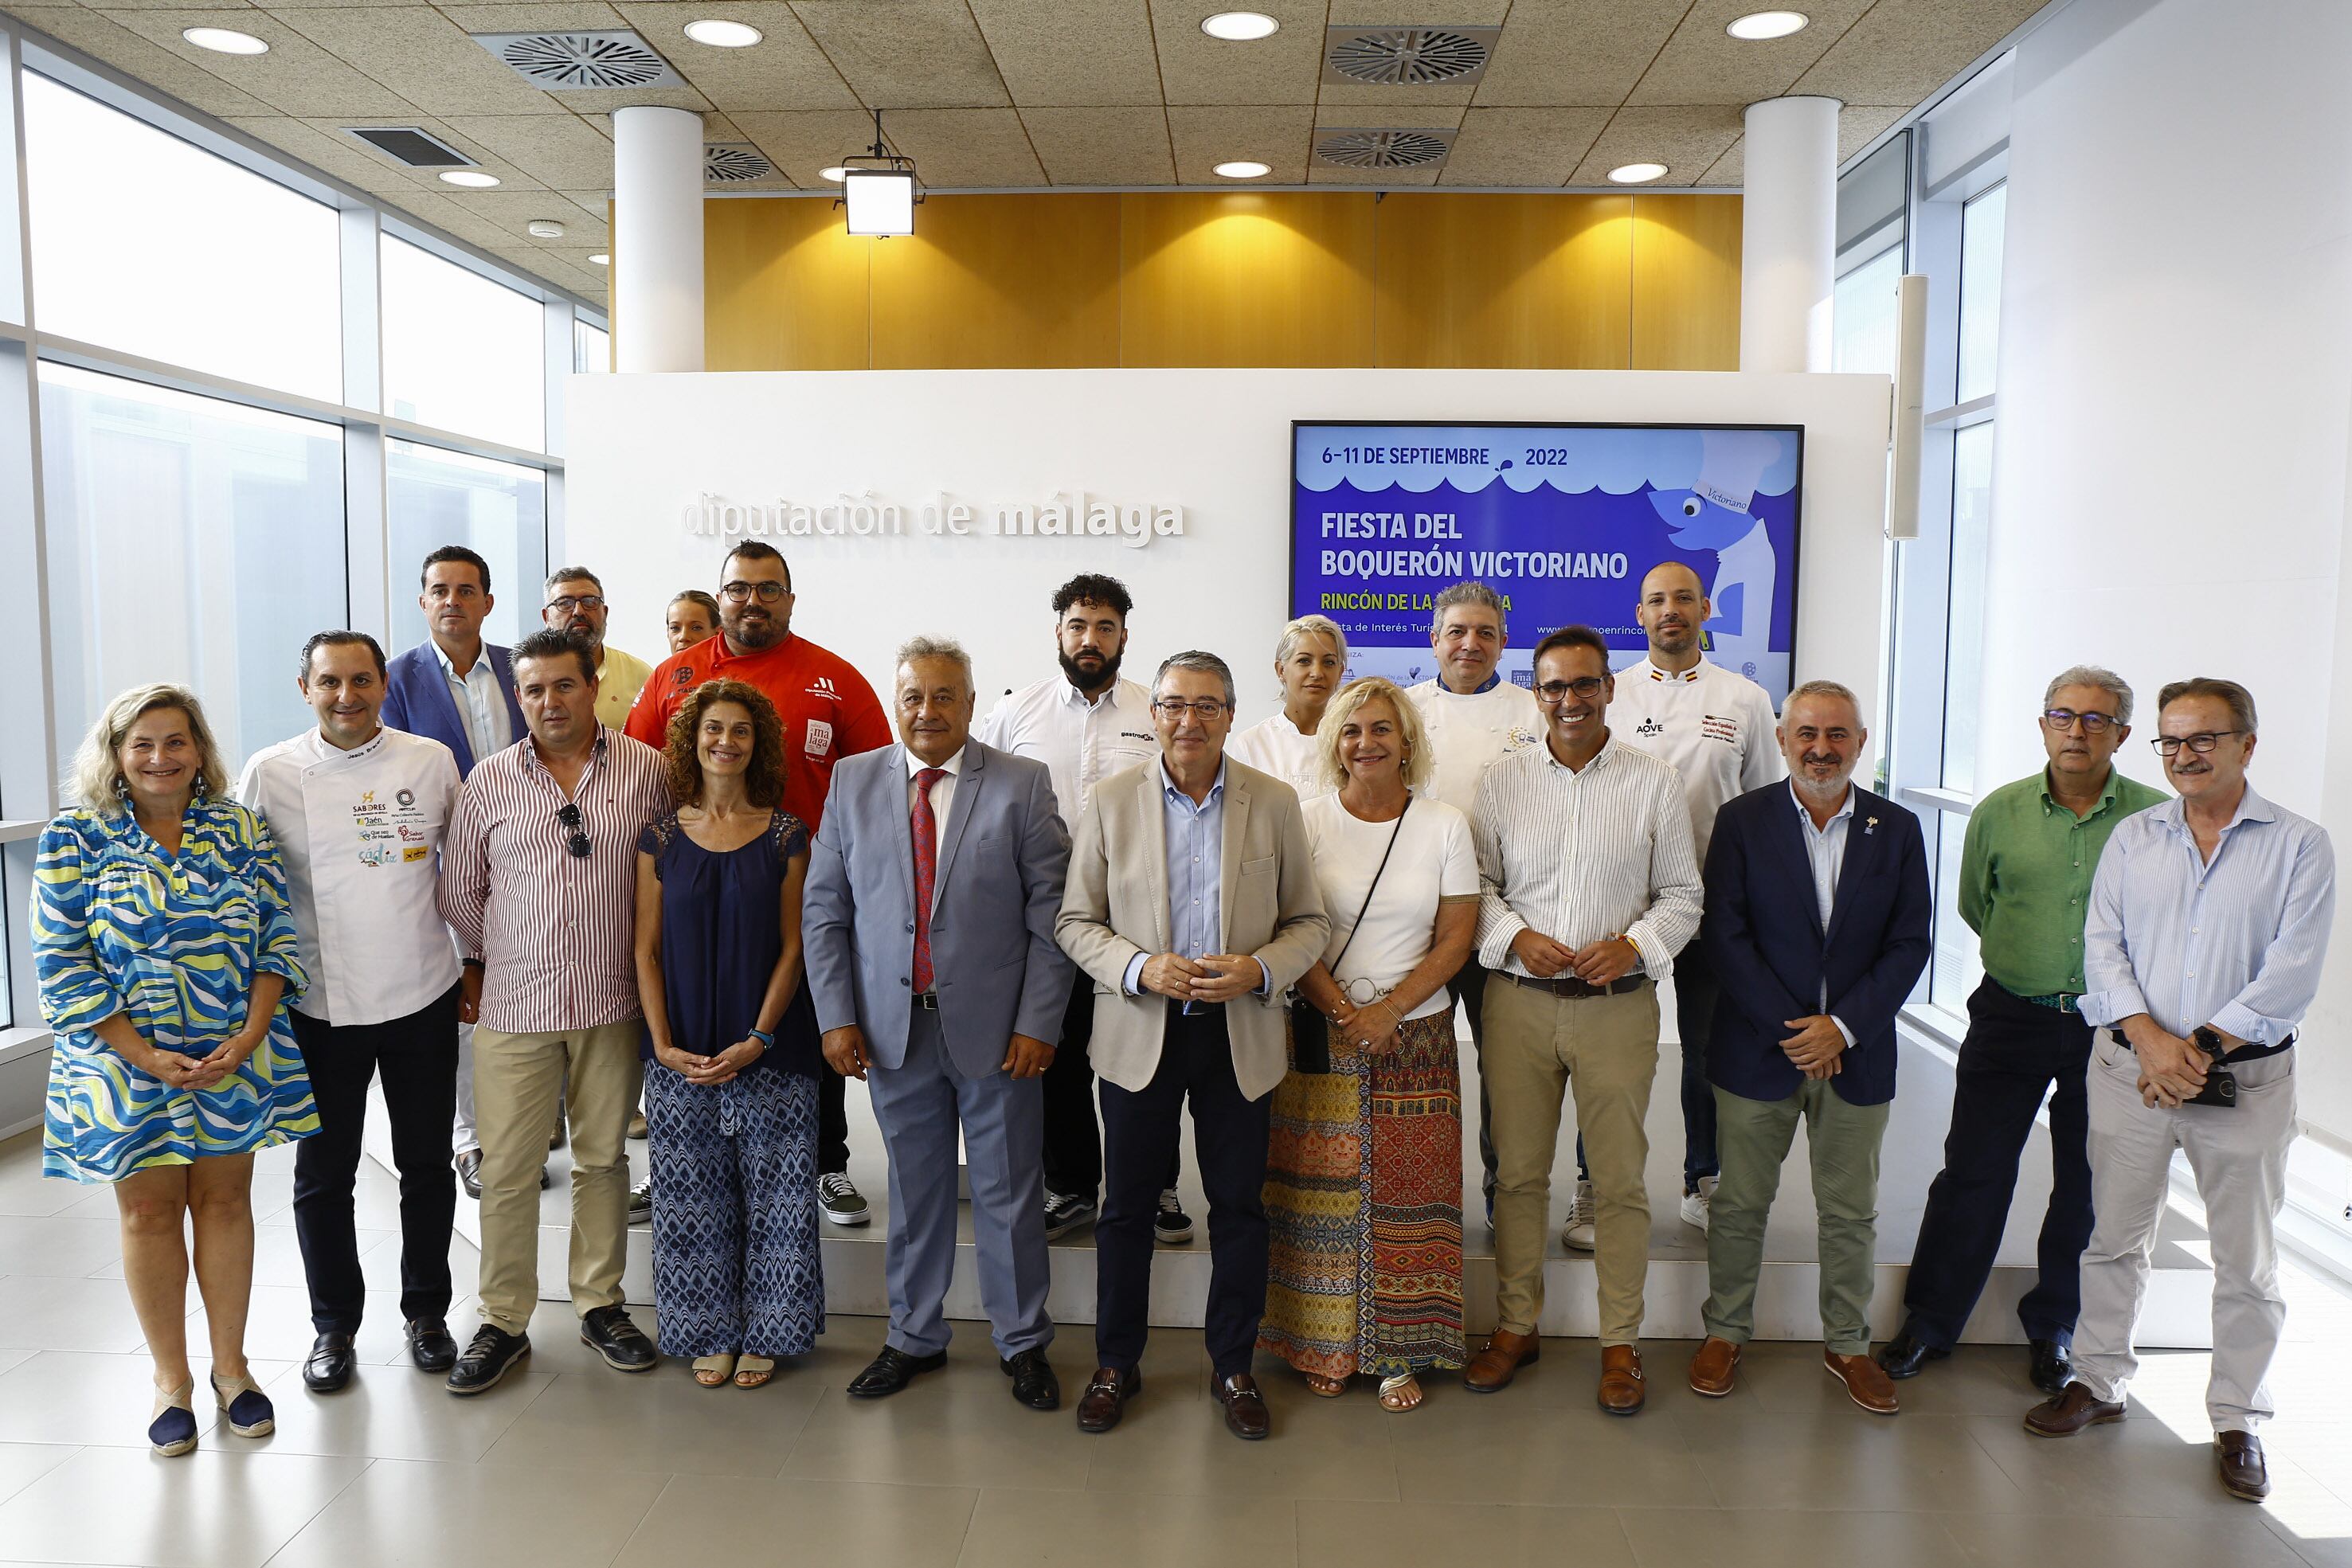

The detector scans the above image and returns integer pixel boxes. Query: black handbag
[1289,802,1409,1075]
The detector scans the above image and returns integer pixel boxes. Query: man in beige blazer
[1057,651,1329,1441]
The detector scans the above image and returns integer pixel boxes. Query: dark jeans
[1452,956,1496,1197]
[1042,978,1178,1204]
[1575,944,1720,1192]
[1095,1003,1270,1378]
[819,1062,849,1175]
[290,983,463,1334]
[1901,977,2096,1350]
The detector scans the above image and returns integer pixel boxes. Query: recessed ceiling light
[182,26,268,55]
[1201,12,1279,41]
[683,18,762,47]
[817,166,849,182]
[1726,10,1810,40]
[527,219,565,239]
[1214,159,1270,179]
[439,169,501,187]
[589,253,610,266]
[1608,162,1668,183]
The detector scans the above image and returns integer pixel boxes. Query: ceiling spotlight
[1213,159,1270,179]
[834,110,921,237]
[1608,162,1668,183]
[817,166,849,182]
[683,18,762,47]
[589,253,610,266]
[439,169,501,187]
[527,219,565,239]
[1200,11,1278,40]
[1726,10,1810,40]
[182,26,268,54]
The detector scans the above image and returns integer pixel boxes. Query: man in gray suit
[804,635,1074,1410]
[1057,650,1330,1441]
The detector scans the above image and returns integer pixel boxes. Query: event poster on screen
[1291,422,1802,706]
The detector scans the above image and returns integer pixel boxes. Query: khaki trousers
[472,1020,644,1335]
[1483,975,1659,1343]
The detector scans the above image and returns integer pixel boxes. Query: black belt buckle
[913,991,940,1011]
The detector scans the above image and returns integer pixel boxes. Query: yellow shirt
[596,645,656,730]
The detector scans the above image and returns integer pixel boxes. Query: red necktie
[911,768,945,995]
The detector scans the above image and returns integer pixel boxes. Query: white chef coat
[1404,677,1544,827]
[976,674,1159,823]
[1607,655,1784,862]
[1227,712,1326,800]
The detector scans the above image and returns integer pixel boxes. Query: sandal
[149,1378,198,1457]
[210,1369,276,1437]
[734,1355,776,1390]
[1302,1373,1348,1398]
[1378,1373,1424,1413]
[692,1355,738,1388]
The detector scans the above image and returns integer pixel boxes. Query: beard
[1059,646,1121,690]
[722,606,783,651]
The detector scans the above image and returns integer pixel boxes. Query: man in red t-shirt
[626,539,891,1225]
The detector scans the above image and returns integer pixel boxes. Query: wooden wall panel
[1374,194,1633,370]
[1117,192,1376,368]
[1629,194,1743,372]
[703,197,870,372]
[870,194,1121,370]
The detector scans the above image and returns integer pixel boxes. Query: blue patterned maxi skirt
[645,1065,825,1358]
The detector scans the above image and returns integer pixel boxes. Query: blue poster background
[1291,422,1802,704]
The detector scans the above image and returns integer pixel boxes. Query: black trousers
[819,1060,849,1175]
[1095,1003,1269,1378]
[1451,956,1496,1196]
[291,983,463,1334]
[1901,978,2096,1350]
[1574,944,1721,1191]
[1041,978,1178,1203]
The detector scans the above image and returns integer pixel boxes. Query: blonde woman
[1227,614,1348,800]
[33,685,315,1454]
[1258,677,1477,1411]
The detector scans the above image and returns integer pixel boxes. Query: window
[387,441,548,652]
[1832,245,1904,376]
[1928,811,1986,1010]
[1940,424,1994,791]
[1956,183,2007,405]
[381,237,546,449]
[37,362,347,771]
[22,74,342,401]
[574,320,611,374]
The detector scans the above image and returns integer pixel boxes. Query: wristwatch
[747,1028,776,1051]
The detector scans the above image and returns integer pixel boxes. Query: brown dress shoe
[2216,1430,2269,1500]
[1075,1366,1140,1434]
[1598,1345,1646,1414]
[1825,1350,1900,1414]
[2024,1381,2124,1437]
[1462,1328,1541,1394]
[1688,1337,1741,1398]
[1213,1373,1270,1441]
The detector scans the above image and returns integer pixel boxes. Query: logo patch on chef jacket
[1700,714,1740,745]
[403,846,430,862]
[396,788,416,808]
[1634,717,1665,737]
[804,718,833,757]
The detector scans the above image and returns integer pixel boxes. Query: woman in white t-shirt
[1226,614,1347,800]
[1258,676,1477,1414]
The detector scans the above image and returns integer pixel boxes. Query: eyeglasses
[719,581,789,604]
[2153,730,2245,757]
[546,594,605,614]
[1534,677,1609,703]
[2043,709,2121,735]
[1153,698,1228,721]
[556,802,590,858]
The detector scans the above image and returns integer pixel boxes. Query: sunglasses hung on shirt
[557,802,590,858]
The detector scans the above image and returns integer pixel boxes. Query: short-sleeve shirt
[1302,793,1478,1020]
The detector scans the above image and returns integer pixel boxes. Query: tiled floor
[0,1129,2347,1568]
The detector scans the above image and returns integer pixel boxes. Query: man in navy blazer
[1685,679,1930,1414]
[804,635,1074,1411]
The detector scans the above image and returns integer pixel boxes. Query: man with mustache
[625,541,892,1228]
[1883,667,2164,1395]
[977,575,1190,1246]
[541,567,655,731]
[2028,679,2334,1506]
[1681,681,1928,1413]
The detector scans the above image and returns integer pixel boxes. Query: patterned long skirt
[646,1065,825,1359]
[1259,1010,1466,1378]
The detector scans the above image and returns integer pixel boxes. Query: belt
[912,991,940,1011]
[1502,971,1648,1000]
[2019,991,2082,1013]
[2108,1028,2295,1063]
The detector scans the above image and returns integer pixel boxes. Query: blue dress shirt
[1121,758,1270,1009]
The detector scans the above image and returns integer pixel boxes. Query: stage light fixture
[833,111,921,237]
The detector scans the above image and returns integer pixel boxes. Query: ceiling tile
[15,9,274,116]
[440,110,614,188]
[1473,0,1687,108]
[871,106,1039,187]
[225,111,436,192]
[269,6,577,115]
[1147,0,1321,107]
[432,2,624,29]
[1165,104,1310,184]
[101,8,422,116]
[1792,0,2049,106]
[788,1,1009,109]
[1626,0,1874,106]
[1019,106,1172,186]
[1313,4,1513,113]
[1313,106,1465,131]
[614,2,857,111]
[1698,102,1912,189]
[1569,103,1743,186]
[1438,104,1609,186]
[730,107,879,186]
[439,182,604,241]
[52,0,253,10]
[969,0,1159,108]
[1308,160,1442,186]
[558,188,612,223]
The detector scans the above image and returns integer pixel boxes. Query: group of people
[29,545,2331,1508]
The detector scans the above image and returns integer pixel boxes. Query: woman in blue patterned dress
[34,684,316,1456]
[633,679,824,1389]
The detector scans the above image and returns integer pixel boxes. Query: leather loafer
[2025,1381,2125,1437]
[1687,1336,1740,1398]
[1076,1365,1140,1433]
[1002,1348,1060,1411]
[405,1317,459,1374]
[1214,1372,1270,1441]
[1826,1349,1900,1414]
[454,1148,483,1200]
[2028,1338,2072,1396]
[2216,1429,2269,1500]
[1598,1344,1646,1415]
[303,1331,356,1394]
[579,1305,658,1373]
[846,1345,947,1398]
[1876,1328,1948,1381]
[1462,1328,1541,1393]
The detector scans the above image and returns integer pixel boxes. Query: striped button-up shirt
[1472,733,1703,978]
[437,726,672,1034]
[2081,783,2335,1050]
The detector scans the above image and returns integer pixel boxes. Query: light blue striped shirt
[2080,784,2335,1047]
[1121,758,1269,1010]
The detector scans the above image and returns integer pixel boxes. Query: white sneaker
[1680,1176,1716,1232]
[1560,1180,1596,1252]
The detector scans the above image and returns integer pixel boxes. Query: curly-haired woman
[633,678,824,1387]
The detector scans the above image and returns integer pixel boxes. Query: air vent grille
[1313,127,1455,169]
[342,126,472,169]
[1323,25,1498,87]
[703,143,775,183]
[469,30,683,90]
